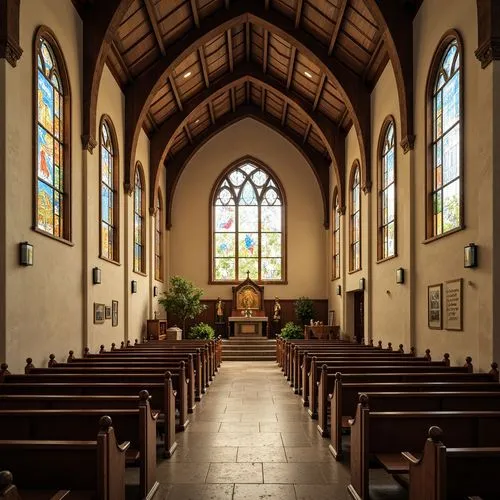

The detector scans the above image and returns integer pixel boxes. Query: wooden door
[353,291,364,344]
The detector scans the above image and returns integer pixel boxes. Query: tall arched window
[100,116,119,262]
[349,162,361,272]
[427,33,462,238]
[212,159,285,282]
[155,189,164,281]
[133,163,146,274]
[378,118,396,260]
[332,190,340,280]
[34,27,71,241]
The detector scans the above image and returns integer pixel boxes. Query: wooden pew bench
[403,426,500,500]
[329,377,500,459]
[0,392,158,500]
[0,416,128,500]
[347,395,500,500]
[0,375,177,457]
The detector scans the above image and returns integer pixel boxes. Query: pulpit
[228,272,269,337]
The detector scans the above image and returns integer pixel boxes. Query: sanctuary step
[222,337,276,361]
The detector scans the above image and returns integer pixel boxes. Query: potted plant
[280,321,304,339]
[189,322,215,340]
[294,296,314,325]
[158,276,207,336]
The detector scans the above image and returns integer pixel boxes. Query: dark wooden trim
[154,188,164,282]
[98,114,120,263]
[99,254,121,266]
[376,115,397,261]
[348,160,361,273]
[208,155,287,284]
[0,0,22,67]
[32,25,73,244]
[331,187,340,281]
[424,30,464,240]
[133,161,147,274]
[422,225,465,245]
[328,0,347,56]
[143,0,165,56]
[475,0,500,68]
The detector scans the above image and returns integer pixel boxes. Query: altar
[229,316,268,337]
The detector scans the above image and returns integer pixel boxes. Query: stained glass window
[332,192,340,280]
[134,165,145,274]
[430,38,461,237]
[212,161,285,282]
[379,121,396,259]
[100,118,118,261]
[155,190,163,281]
[350,163,361,272]
[35,33,69,240]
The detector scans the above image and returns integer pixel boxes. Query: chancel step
[222,338,276,361]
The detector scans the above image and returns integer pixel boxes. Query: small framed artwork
[444,278,463,331]
[112,300,118,327]
[94,303,105,324]
[105,306,111,319]
[428,283,442,330]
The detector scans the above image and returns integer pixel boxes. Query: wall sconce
[359,277,365,290]
[19,241,33,266]
[336,285,341,296]
[131,280,138,294]
[396,267,405,284]
[153,286,158,297]
[464,243,478,268]
[92,267,101,285]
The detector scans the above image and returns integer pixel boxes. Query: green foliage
[294,296,314,325]
[158,276,207,333]
[189,322,215,340]
[280,321,304,339]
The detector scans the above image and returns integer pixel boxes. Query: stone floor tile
[206,462,263,483]
[156,462,210,483]
[294,484,350,500]
[284,446,335,462]
[233,483,297,500]
[168,446,238,462]
[263,463,335,484]
[165,483,234,500]
[185,421,221,433]
[219,422,260,433]
[237,446,287,463]
[280,432,314,447]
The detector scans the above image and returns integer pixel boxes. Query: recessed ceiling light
[183,71,192,79]
[195,119,200,124]
[304,71,312,79]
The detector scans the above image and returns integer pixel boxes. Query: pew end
[490,362,499,382]
[24,359,34,374]
[0,470,19,500]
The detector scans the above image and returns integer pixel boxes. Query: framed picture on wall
[105,306,111,319]
[444,278,463,331]
[94,303,105,324]
[428,283,442,330]
[112,300,118,327]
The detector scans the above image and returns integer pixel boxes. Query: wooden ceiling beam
[198,47,210,87]
[231,87,237,112]
[328,0,347,56]
[281,101,288,126]
[184,125,193,144]
[295,0,304,29]
[263,29,269,73]
[363,33,384,82]
[245,21,251,62]
[169,75,183,112]
[110,40,132,82]
[312,73,326,111]
[227,29,234,73]
[261,87,266,112]
[190,0,200,28]
[303,122,311,144]
[225,0,230,8]
[208,101,216,124]
[265,0,270,10]
[245,80,250,104]
[143,0,166,56]
[286,46,296,89]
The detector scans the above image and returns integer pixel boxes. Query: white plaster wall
[170,118,327,301]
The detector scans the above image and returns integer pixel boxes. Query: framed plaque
[428,283,442,330]
[444,278,462,331]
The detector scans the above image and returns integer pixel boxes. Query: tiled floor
[150,361,406,500]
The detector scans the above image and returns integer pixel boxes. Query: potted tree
[294,296,314,325]
[158,276,207,337]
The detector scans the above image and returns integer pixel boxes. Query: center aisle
[156,361,351,500]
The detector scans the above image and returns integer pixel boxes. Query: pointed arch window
[378,119,396,260]
[133,164,146,274]
[100,116,119,262]
[332,190,340,280]
[349,162,361,272]
[155,190,164,281]
[212,159,286,283]
[34,28,71,241]
[427,34,463,238]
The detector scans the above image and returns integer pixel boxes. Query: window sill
[348,268,362,275]
[32,227,74,247]
[133,270,148,277]
[99,255,121,266]
[376,254,398,265]
[422,225,465,245]
[154,277,165,284]
[208,279,288,285]
[331,276,341,282]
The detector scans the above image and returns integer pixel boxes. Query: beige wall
[170,118,327,301]
[413,0,493,369]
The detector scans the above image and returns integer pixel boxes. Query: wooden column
[0,0,22,67]
[475,0,500,68]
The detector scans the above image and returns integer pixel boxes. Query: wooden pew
[0,391,159,500]
[347,395,500,500]
[0,416,128,500]
[0,374,177,457]
[1,366,189,431]
[403,426,500,500]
